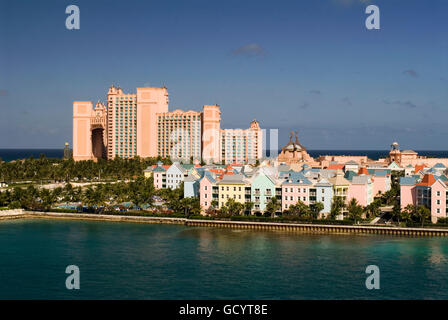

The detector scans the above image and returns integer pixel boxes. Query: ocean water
[2,149,448,162]
[0,219,448,300]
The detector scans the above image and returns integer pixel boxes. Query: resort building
[73,85,262,164]
[157,109,202,162]
[220,119,263,164]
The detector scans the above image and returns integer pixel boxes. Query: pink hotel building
[73,85,262,164]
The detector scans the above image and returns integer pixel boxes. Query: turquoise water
[0,219,448,299]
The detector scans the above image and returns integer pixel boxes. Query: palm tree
[310,202,324,219]
[266,197,281,217]
[401,204,416,224]
[416,205,431,227]
[347,198,363,224]
[330,196,345,220]
[288,200,310,217]
[244,201,254,215]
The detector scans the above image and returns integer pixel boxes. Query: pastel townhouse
[429,177,448,222]
[198,171,217,212]
[328,175,350,218]
[314,178,333,217]
[251,169,277,212]
[216,174,250,209]
[348,175,373,207]
[281,174,313,211]
[400,174,448,223]
[400,176,417,209]
[153,162,168,189]
[371,170,391,198]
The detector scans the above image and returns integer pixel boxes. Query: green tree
[365,198,381,219]
[288,200,310,217]
[415,205,431,227]
[347,198,363,224]
[244,201,254,215]
[310,202,324,219]
[330,196,345,220]
[265,196,281,217]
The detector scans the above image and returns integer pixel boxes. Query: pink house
[281,177,312,211]
[400,177,416,209]
[347,175,373,207]
[430,179,447,223]
[372,171,391,197]
[199,172,216,212]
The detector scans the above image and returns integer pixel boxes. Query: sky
[0,0,447,150]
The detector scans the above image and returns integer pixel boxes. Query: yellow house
[143,166,154,178]
[216,174,248,208]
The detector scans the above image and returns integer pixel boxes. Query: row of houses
[144,160,395,219]
[400,163,448,223]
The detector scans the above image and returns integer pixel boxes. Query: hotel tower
[73,85,262,164]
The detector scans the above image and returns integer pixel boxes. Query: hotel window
[437,191,441,196]
[437,208,440,214]
[437,200,441,205]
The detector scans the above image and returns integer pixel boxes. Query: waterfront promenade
[2,210,448,237]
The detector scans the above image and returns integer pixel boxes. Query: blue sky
[0,0,447,150]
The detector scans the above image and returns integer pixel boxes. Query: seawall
[0,210,447,237]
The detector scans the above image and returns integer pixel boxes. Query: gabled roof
[433,163,447,169]
[328,164,345,170]
[200,171,217,184]
[217,173,247,184]
[153,166,167,172]
[328,175,350,186]
[253,171,277,185]
[344,171,358,181]
[352,176,371,185]
[184,175,197,182]
[416,174,436,187]
[414,164,426,174]
[436,175,448,183]
[388,161,401,169]
[282,176,312,185]
[358,167,370,175]
[167,162,186,174]
[315,178,332,187]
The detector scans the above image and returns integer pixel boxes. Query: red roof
[152,164,171,170]
[328,164,345,170]
[194,164,202,168]
[414,165,425,173]
[358,167,369,175]
[417,174,436,187]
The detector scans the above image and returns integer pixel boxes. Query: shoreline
[1,210,448,237]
